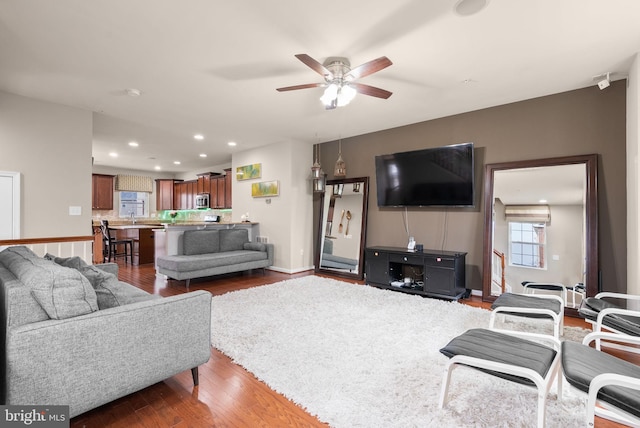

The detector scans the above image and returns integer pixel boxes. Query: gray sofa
[0,246,212,418]
[321,238,358,271]
[156,228,274,288]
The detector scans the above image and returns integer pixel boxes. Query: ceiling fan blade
[276,83,324,92]
[345,56,392,80]
[295,54,333,79]
[351,82,392,99]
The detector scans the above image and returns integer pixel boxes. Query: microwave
[195,193,209,209]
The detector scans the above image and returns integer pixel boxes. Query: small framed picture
[236,163,262,181]
[251,180,279,197]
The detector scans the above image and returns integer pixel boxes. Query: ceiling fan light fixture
[337,85,357,107]
[320,83,339,106]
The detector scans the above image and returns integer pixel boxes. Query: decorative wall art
[236,163,262,181]
[251,180,279,197]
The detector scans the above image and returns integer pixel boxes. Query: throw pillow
[44,254,87,270]
[25,259,99,320]
[79,264,154,309]
[244,242,266,252]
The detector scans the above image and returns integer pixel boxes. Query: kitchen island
[107,224,159,265]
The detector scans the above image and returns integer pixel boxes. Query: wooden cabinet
[224,168,232,208]
[171,180,197,210]
[156,179,182,211]
[92,174,114,210]
[92,225,104,263]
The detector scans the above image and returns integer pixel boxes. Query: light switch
[552,255,560,261]
[69,206,82,216]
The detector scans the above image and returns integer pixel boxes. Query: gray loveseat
[156,228,274,288]
[0,246,212,418]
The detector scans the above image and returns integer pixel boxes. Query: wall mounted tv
[375,142,475,207]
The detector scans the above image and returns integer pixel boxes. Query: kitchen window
[119,191,149,218]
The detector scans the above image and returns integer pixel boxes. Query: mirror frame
[315,177,369,280]
[481,154,598,316]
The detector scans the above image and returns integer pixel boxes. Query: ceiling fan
[276,54,393,109]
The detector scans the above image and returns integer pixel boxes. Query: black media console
[365,246,467,300]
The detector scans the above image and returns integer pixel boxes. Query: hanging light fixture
[320,83,357,108]
[334,139,346,177]
[311,144,326,193]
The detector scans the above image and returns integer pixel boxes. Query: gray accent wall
[317,81,627,293]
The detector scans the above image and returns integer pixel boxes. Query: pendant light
[334,139,346,177]
[311,144,326,193]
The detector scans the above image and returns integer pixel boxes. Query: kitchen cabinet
[224,168,232,208]
[92,174,114,210]
[155,179,182,211]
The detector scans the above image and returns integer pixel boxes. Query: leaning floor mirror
[482,154,598,316]
[315,177,369,280]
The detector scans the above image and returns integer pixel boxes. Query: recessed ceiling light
[109,152,118,157]
[228,141,237,147]
[454,0,489,16]
[539,199,548,203]
[125,88,141,97]
[128,141,139,147]
[154,166,161,170]
[173,161,181,165]
[194,134,204,140]
[199,153,207,158]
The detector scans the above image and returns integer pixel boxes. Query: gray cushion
[440,328,557,386]
[219,229,249,252]
[579,298,640,336]
[244,242,266,252]
[491,292,562,319]
[46,253,153,309]
[562,341,640,418]
[157,250,267,272]
[183,229,220,255]
[0,264,50,326]
[2,247,98,319]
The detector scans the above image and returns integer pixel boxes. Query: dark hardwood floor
[70,263,628,427]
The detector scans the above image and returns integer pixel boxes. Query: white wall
[0,91,92,238]
[627,53,640,307]
[232,141,313,273]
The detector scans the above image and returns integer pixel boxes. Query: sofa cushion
[157,250,267,272]
[183,229,220,255]
[244,242,266,252]
[0,264,51,326]
[219,229,249,252]
[1,246,98,319]
[46,253,154,309]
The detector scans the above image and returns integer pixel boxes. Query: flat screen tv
[375,142,475,207]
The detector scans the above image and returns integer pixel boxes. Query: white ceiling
[493,164,586,206]
[1,0,639,173]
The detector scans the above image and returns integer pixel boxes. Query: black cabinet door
[365,250,389,284]
[424,265,456,295]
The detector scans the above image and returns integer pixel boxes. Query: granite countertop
[107,224,162,230]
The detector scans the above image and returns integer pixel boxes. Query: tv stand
[365,246,467,300]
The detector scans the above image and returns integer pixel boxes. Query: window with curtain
[509,221,546,269]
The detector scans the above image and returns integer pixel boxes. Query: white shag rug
[210,276,589,427]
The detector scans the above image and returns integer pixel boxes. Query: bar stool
[100,220,133,264]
